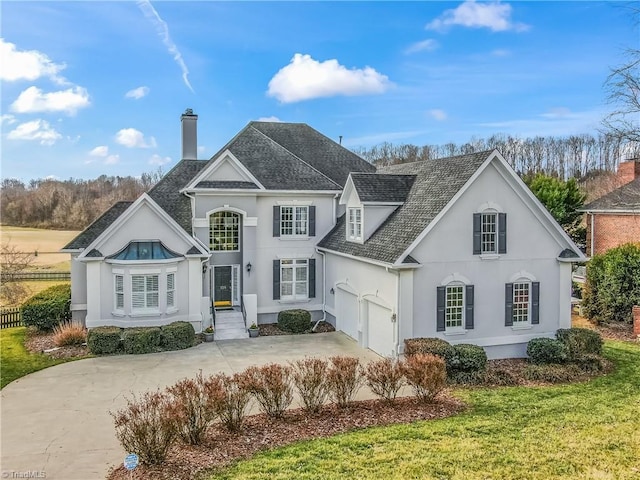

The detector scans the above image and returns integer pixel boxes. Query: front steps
[214,310,249,340]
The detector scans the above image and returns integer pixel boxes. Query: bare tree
[0,238,35,304]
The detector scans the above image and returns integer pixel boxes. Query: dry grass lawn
[0,225,79,269]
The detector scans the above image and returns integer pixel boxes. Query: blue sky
[0,1,635,181]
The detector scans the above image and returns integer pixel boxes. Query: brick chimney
[181,108,198,160]
[617,159,640,185]
[633,305,640,338]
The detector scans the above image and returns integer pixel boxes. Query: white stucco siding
[193,195,257,221]
[405,160,569,358]
[69,253,87,323]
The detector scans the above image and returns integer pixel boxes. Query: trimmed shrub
[278,309,311,334]
[362,358,405,403]
[290,357,329,413]
[523,364,584,383]
[483,365,522,386]
[87,326,121,355]
[166,372,217,445]
[401,353,447,403]
[572,353,606,373]
[404,337,456,371]
[527,338,569,365]
[556,328,603,359]
[21,284,71,331]
[160,321,195,351]
[326,356,363,408]
[449,344,488,384]
[122,327,162,354]
[111,390,177,465]
[53,321,87,347]
[210,372,252,432]
[245,364,294,419]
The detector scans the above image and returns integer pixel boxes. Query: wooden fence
[1,271,70,282]
[0,307,22,329]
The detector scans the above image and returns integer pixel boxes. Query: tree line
[0,170,163,230]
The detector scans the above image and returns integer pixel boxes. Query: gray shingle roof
[318,151,492,264]
[196,122,375,191]
[62,201,132,250]
[148,159,208,233]
[351,173,415,203]
[582,178,640,211]
[195,181,258,189]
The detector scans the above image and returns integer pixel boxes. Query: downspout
[312,249,327,331]
[590,213,595,257]
[386,266,401,358]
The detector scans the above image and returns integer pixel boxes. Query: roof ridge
[248,124,343,190]
[383,149,494,170]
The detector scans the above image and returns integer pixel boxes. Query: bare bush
[326,356,363,408]
[245,364,293,418]
[401,354,447,403]
[52,321,87,347]
[167,372,218,445]
[111,390,177,466]
[362,358,405,403]
[210,372,252,432]
[0,240,33,304]
[290,357,329,414]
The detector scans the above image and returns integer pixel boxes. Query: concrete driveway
[0,332,381,480]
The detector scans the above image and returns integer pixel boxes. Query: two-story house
[62,110,585,359]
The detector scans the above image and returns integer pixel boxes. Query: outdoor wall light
[246,262,252,273]
[330,287,335,295]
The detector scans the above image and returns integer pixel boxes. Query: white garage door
[366,301,394,357]
[336,287,359,341]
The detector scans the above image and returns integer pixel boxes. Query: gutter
[312,249,327,331]
[386,266,401,358]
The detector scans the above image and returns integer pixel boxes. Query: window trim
[444,282,466,333]
[280,205,309,238]
[347,207,363,242]
[114,274,124,314]
[280,259,309,301]
[481,211,498,255]
[209,211,240,252]
[166,272,176,312]
[111,266,179,317]
[131,274,160,313]
[512,280,531,326]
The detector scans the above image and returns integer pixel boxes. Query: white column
[188,259,203,323]
[558,262,572,329]
[85,261,102,327]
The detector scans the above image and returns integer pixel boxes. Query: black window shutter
[531,281,540,324]
[309,206,316,236]
[465,284,474,330]
[498,213,507,254]
[273,206,280,237]
[436,286,446,332]
[308,258,316,298]
[272,260,280,300]
[505,283,514,326]
[473,213,481,254]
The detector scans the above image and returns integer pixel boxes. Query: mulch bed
[107,394,465,480]
[23,328,89,359]
[258,321,335,336]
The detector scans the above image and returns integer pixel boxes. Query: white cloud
[148,154,172,166]
[405,39,439,55]
[429,109,448,121]
[6,119,62,145]
[540,107,573,119]
[267,53,392,103]
[257,116,282,122]
[0,39,66,83]
[137,1,194,93]
[1,114,17,125]
[89,145,109,157]
[115,128,157,148]
[491,48,511,57]
[105,154,120,165]
[11,86,90,115]
[197,146,206,154]
[426,1,529,33]
[125,86,150,99]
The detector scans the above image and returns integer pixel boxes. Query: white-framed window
[114,274,124,311]
[132,274,159,311]
[210,211,239,251]
[445,284,465,331]
[348,207,362,241]
[166,273,175,308]
[513,281,531,325]
[281,206,308,237]
[481,212,497,254]
[281,259,308,300]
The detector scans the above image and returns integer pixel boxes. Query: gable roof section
[62,201,132,250]
[581,178,640,212]
[318,151,491,264]
[186,122,374,191]
[350,173,415,203]
[195,180,258,189]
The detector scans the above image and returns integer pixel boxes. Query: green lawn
[0,327,83,389]
[211,341,640,480]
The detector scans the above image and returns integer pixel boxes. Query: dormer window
[348,208,362,242]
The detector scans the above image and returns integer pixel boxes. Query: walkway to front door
[215,308,249,339]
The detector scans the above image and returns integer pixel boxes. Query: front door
[214,266,232,308]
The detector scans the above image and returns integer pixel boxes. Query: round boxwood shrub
[556,328,603,359]
[122,327,162,354]
[277,309,311,333]
[87,326,122,355]
[527,337,569,365]
[22,284,71,331]
[160,321,195,351]
[403,338,456,372]
[449,343,487,384]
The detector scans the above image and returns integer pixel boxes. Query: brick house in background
[582,159,640,256]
